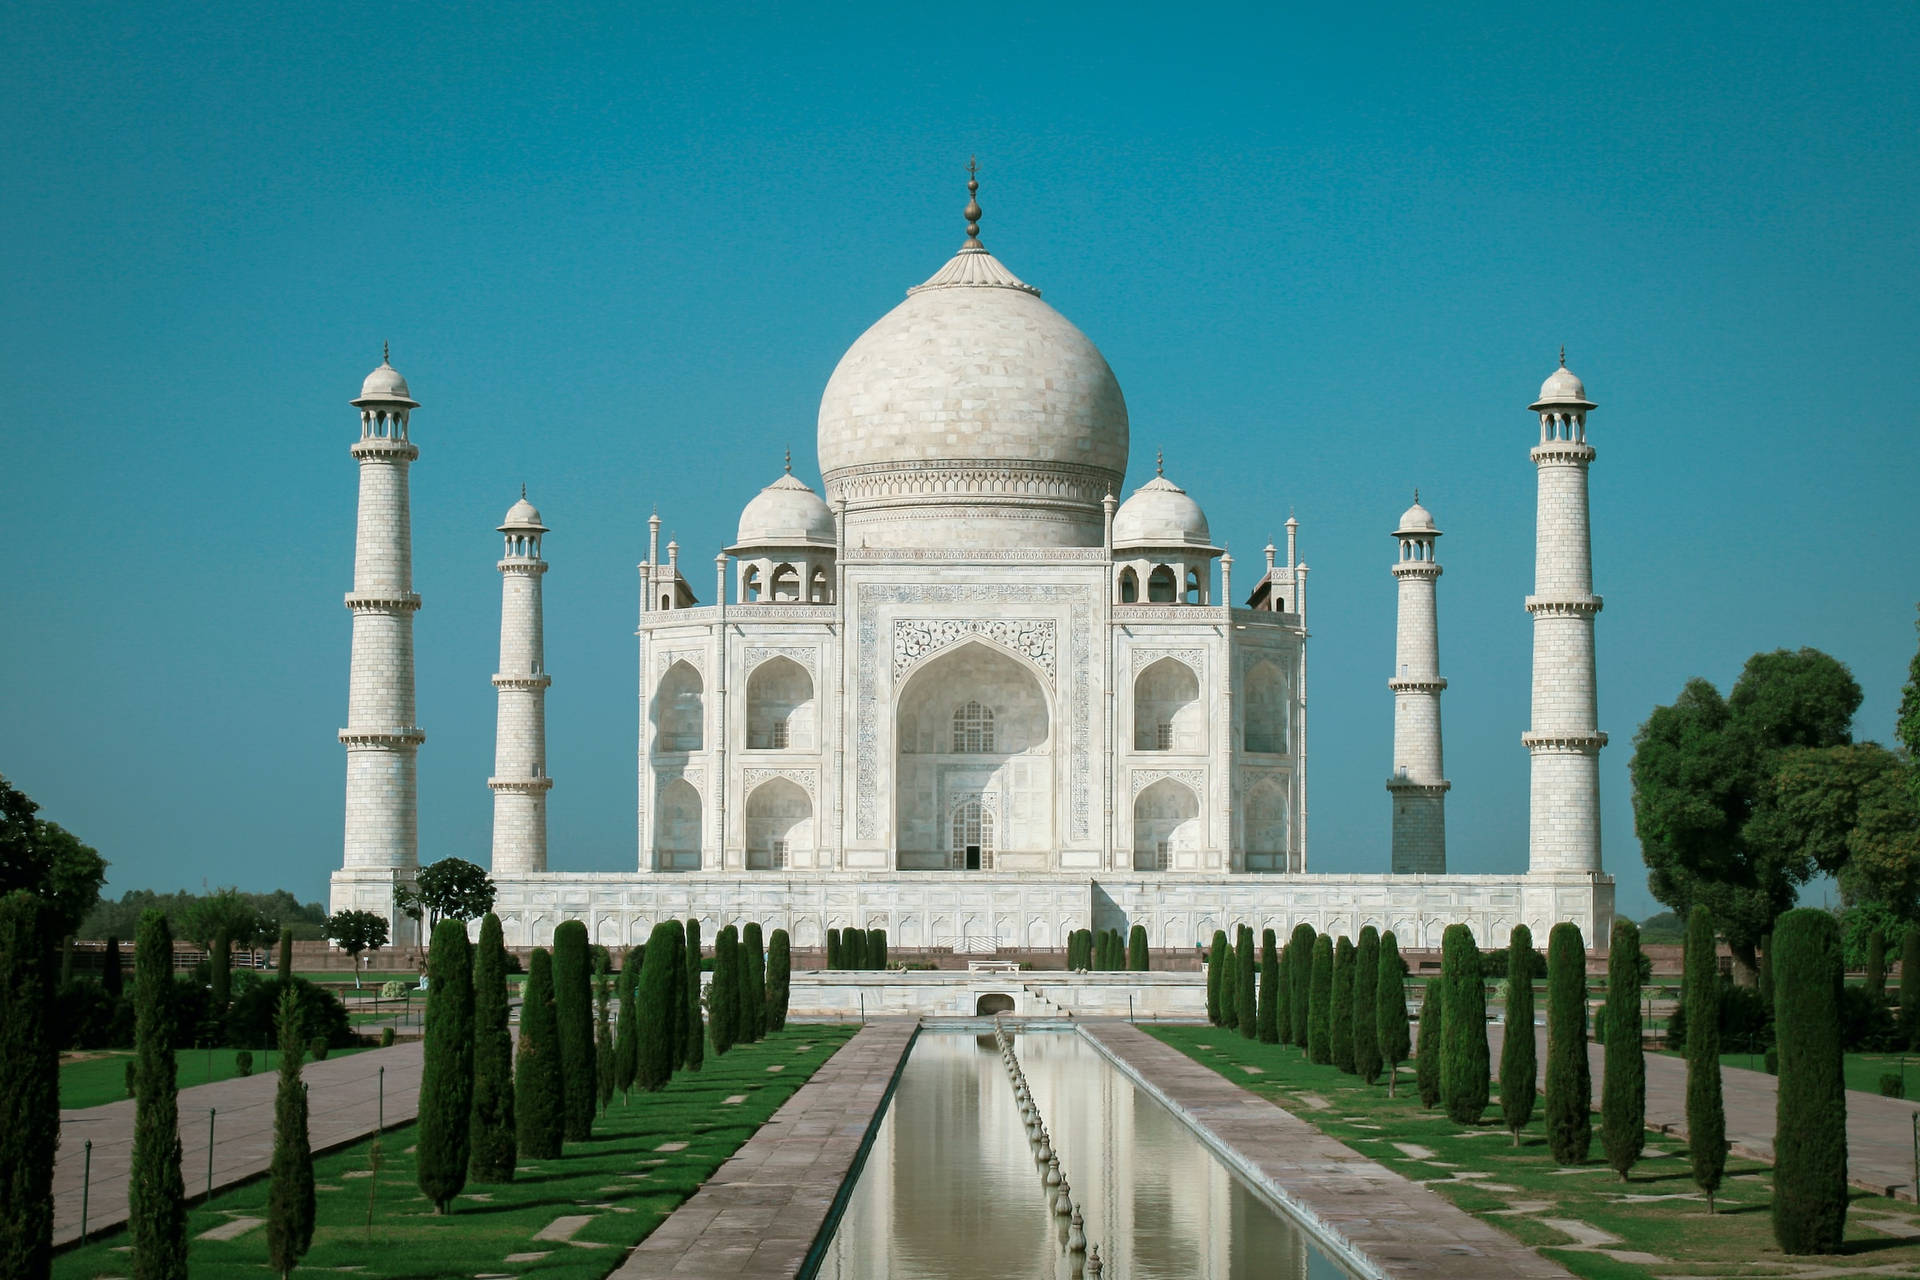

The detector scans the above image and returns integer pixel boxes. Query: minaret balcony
[349,438,420,462]
[488,776,554,794]
[1390,562,1442,580]
[497,557,551,574]
[1529,440,1596,464]
[1521,730,1609,752]
[1524,594,1603,616]
[338,727,427,747]
[1387,676,1447,693]
[1385,777,1451,795]
[492,673,553,690]
[344,592,422,612]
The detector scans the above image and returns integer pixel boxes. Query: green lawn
[1149,1024,1920,1280]
[1648,1046,1920,1098]
[60,1047,371,1110]
[55,1025,856,1279]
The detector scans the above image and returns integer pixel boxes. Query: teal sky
[4,1,1917,921]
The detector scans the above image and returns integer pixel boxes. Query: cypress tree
[1353,926,1381,1085]
[1094,930,1109,970]
[1440,924,1489,1123]
[417,919,474,1213]
[741,923,767,1043]
[514,948,563,1160]
[1129,924,1149,971]
[1289,924,1316,1046]
[767,928,792,1031]
[1275,943,1293,1049]
[664,926,686,1071]
[826,927,842,970]
[551,920,595,1142]
[682,919,704,1071]
[1099,930,1114,970]
[1220,932,1240,1029]
[103,932,123,998]
[211,925,232,1008]
[1904,924,1920,1050]
[1758,932,1774,1009]
[1377,931,1410,1095]
[1206,930,1227,1025]
[129,908,188,1278]
[636,921,680,1090]
[710,926,739,1055]
[277,925,294,985]
[468,914,515,1182]
[1235,925,1257,1037]
[1683,906,1725,1211]
[1545,922,1592,1165]
[1772,907,1847,1254]
[1331,937,1356,1072]
[869,928,887,971]
[1499,925,1537,1144]
[844,927,865,972]
[1257,929,1279,1043]
[1601,918,1645,1179]
[1079,929,1095,970]
[613,961,639,1098]
[1866,928,1887,1002]
[1308,933,1334,1064]
[594,950,615,1110]
[0,893,55,1278]
[266,985,314,1278]
[1415,980,1445,1108]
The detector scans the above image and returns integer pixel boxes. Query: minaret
[1525,352,1605,874]
[490,489,553,874]
[1387,493,1449,873]
[339,348,425,906]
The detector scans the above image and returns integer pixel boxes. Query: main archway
[893,640,1053,870]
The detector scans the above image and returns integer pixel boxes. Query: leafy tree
[417,919,473,1213]
[613,963,639,1098]
[129,908,188,1277]
[1683,906,1726,1211]
[1441,924,1489,1123]
[0,893,55,1277]
[1636,912,1687,945]
[767,928,792,1031]
[1866,928,1888,1001]
[868,928,887,971]
[395,858,497,938]
[1257,929,1279,1044]
[741,923,767,1043]
[0,777,107,940]
[1904,924,1920,1050]
[1308,933,1334,1064]
[710,926,739,1055]
[1289,924,1317,1046]
[825,927,842,970]
[1632,651,1862,977]
[468,915,515,1182]
[1499,925,1537,1144]
[1415,978,1444,1108]
[1205,930,1226,1025]
[1377,931,1410,1095]
[682,919,704,1071]
[82,888,324,947]
[551,920,595,1141]
[1235,925,1257,1038]
[265,986,314,1278]
[1771,907,1848,1253]
[1330,936,1355,1072]
[1601,918,1646,1179]
[594,950,615,1111]
[1545,922,1592,1164]
[636,921,681,1091]
[1353,926,1381,1086]
[181,888,273,952]
[1129,924,1149,971]
[513,948,563,1159]
[324,910,390,988]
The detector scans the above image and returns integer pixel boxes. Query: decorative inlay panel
[744,646,818,678]
[893,618,1055,681]
[744,767,817,800]
[1131,647,1205,679]
[1132,768,1204,797]
[657,648,705,679]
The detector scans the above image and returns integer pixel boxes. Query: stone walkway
[1488,1025,1920,1198]
[609,1018,918,1279]
[1084,1022,1574,1279]
[53,1041,424,1247]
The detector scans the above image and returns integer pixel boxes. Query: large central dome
[817,181,1129,549]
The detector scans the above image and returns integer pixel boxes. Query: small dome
[353,357,418,408]
[499,494,547,532]
[1530,358,1595,411]
[1113,474,1212,549]
[734,472,834,547]
[1394,496,1439,537]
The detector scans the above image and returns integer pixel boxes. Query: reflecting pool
[818,1030,1353,1280]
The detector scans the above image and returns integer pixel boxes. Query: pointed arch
[656,777,702,870]
[746,656,813,750]
[1245,657,1289,754]
[1134,656,1201,752]
[653,660,705,752]
[1133,777,1200,871]
[745,776,811,870]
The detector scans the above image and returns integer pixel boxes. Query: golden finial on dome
[1559,344,1566,368]
[1156,449,1164,477]
[382,339,390,364]
[784,446,791,474]
[964,156,983,249]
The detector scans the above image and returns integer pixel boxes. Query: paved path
[1487,1024,1920,1197]
[1084,1022,1574,1279]
[54,1041,424,1247]
[610,1018,918,1279]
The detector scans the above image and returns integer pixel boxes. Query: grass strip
[59,1047,372,1110]
[56,1025,856,1279]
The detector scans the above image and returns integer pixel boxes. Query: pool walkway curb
[1082,1022,1576,1279]
[609,1018,919,1280]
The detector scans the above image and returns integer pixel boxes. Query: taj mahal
[328,172,1615,954]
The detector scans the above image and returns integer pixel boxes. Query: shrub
[131,910,188,1277]
[52,978,122,1051]
[468,914,516,1183]
[1206,931,1227,1025]
[103,933,123,999]
[1839,984,1896,1051]
[1881,1073,1905,1099]
[1235,925,1257,1039]
[1867,929,1888,1001]
[1308,934,1333,1064]
[1717,982,1770,1052]
[868,928,887,971]
[1440,924,1489,1123]
[308,1036,330,1062]
[1772,907,1847,1254]
[1330,936,1355,1073]
[843,927,865,972]
[125,1058,136,1099]
[1904,925,1920,1050]
[1415,979,1444,1108]
[379,980,408,1000]
[551,920,596,1142]
[513,949,563,1160]
[0,893,56,1277]
[1289,924,1317,1046]
[1765,1046,1778,1075]
[416,919,473,1213]
[1601,918,1646,1179]
[710,926,739,1056]
[682,919,704,1072]
[1684,906,1725,1210]
[1257,929,1279,1044]
[235,1049,254,1077]
[1377,932,1410,1094]
[379,1026,394,1048]
[767,929,792,1031]
[1545,922,1591,1165]
[227,978,352,1051]
[1129,924,1149,971]
[1498,924,1536,1144]
[266,986,315,1276]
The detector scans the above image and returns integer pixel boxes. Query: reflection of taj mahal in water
[329,172,1615,951]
